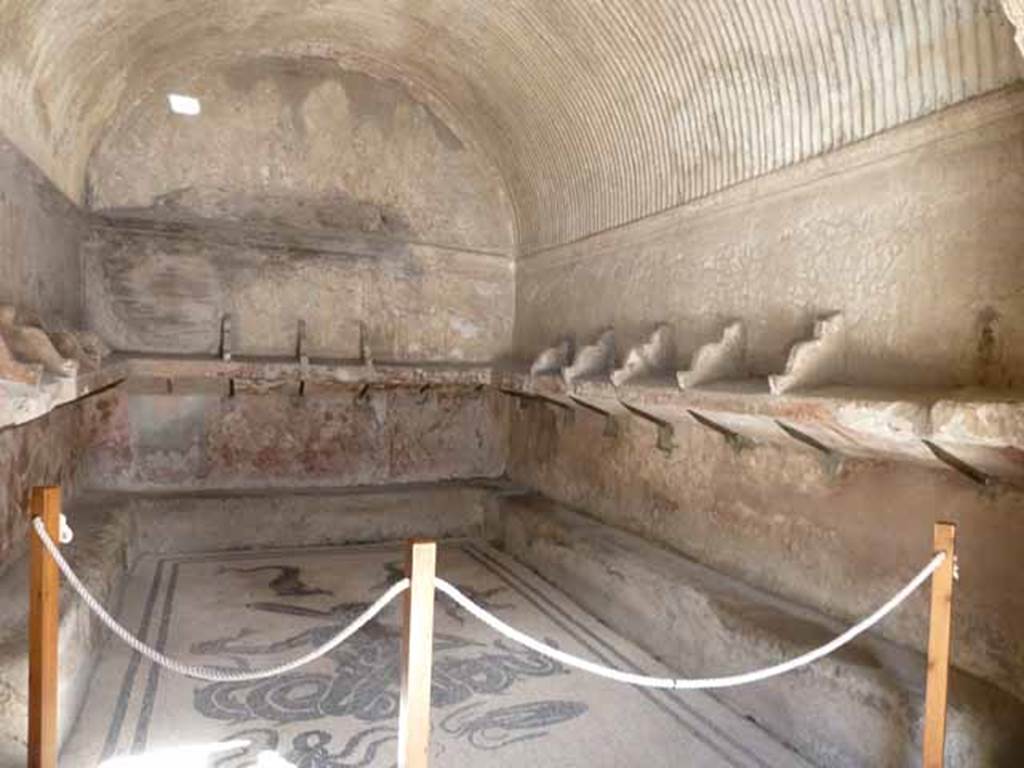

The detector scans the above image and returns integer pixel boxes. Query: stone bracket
[688,409,752,451]
[220,314,232,362]
[569,395,620,437]
[776,419,843,475]
[923,440,993,487]
[502,388,575,423]
[621,401,675,454]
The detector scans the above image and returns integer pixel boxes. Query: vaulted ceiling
[1,0,1021,253]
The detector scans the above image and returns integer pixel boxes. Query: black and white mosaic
[63,542,798,768]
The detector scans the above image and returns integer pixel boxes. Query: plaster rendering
[0,0,1023,765]
[87,58,513,254]
[1,0,1022,251]
[515,89,1024,390]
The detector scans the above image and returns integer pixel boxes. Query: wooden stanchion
[29,486,61,768]
[398,541,437,768]
[922,522,956,768]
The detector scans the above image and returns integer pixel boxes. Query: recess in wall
[167,93,201,116]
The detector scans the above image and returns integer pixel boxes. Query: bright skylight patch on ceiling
[167,93,201,116]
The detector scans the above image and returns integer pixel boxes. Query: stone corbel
[611,324,674,387]
[50,330,110,372]
[768,312,845,395]
[677,321,747,389]
[530,338,573,378]
[0,305,78,379]
[563,329,615,385]
[0,333,43,386]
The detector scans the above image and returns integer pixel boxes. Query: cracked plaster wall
[83,58,515,360]
[507,398,1024,706]
[508,84,1024,713]
[84,225,512,361]
[0,137,84,329]
[516,88,1024,390]
[77,386,508,493]
[1,0,1021,251]
[0,138,89,570]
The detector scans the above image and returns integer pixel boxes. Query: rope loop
[434,552,945,690]
[34,516,944,690]
[32,516,409,682]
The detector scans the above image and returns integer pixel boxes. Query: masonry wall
[0,137,84,329]
[509,404,1024,704]
[0,137,89,570]
[83,226,513,361]
[83,57,516,362]
[516,88,1024,389]
[78,385,508,492]
[510,89,1024,705]
[0,408,89,571]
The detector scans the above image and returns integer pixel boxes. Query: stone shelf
[0,363,129,429]
[4,353,1023,486]
[493,366,1024,486]
[118,353,495,388]
[0,353,496,431]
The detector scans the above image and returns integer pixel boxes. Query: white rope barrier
[435,551,946,690]
[35,515,946,691]
[32,517,409,683]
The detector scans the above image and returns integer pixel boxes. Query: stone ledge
[0,353,495,431]
[491,493,1024,767]
[0,363,128,429]
[4,352,1023,486]
[494,366,1024,487]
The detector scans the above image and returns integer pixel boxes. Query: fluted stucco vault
[1,0,1023,253]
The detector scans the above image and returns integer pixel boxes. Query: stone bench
[490,492,1024,767]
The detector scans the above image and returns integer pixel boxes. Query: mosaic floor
[63,541,808,767]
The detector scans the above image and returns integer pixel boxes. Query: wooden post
[398,541,437,768]
[923,522,956,768]
[28,486,61,768]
